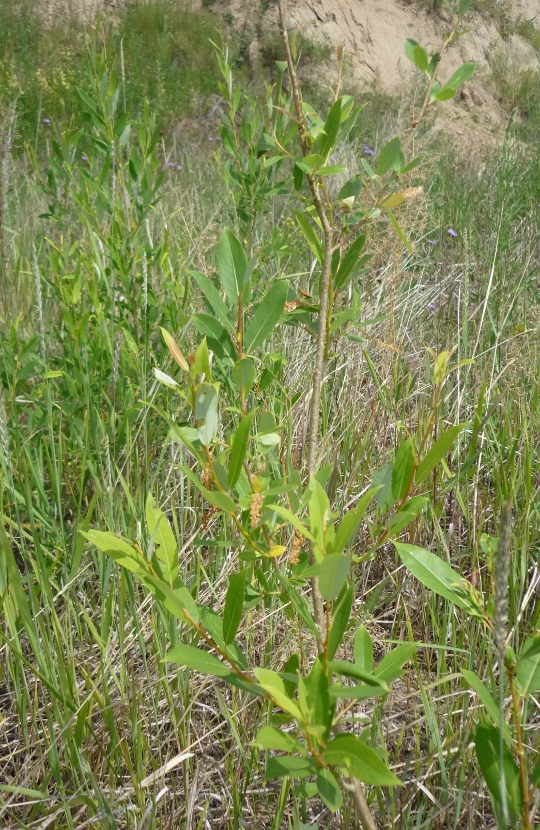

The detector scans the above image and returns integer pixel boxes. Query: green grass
[1,2,540,829]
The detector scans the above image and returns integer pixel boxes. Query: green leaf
[223,570,246,645]
[516,635,540,696]
[394,543,485,620]
[318,99,342,160]
[254,668,303,719]
[459,0,476,14]
[82,530,147,575]
[217,228,247,303]
[392,438,415,500]
[228,411,254,489]
[474,721,522,823]
[318,163,347,176]
[328,584,354,660]
[283,653,300,697]
[195,383,219,446]
[354,625,373,673]
[461,670,512,744]
[193,337,212,380]
[265,755,316,780]
[329,661,389,689]
[231,357,256,392]
[375,643,416,684]
[299,153,325,171]
[293,163,304,191]
[385,496,428,535]
[325,734,401,786]
[333,488,377,554]
[329,683,388,701]
[255,726,306,754]
[192,314,237,361]
[309,476,332,562]
[377,137,402,177]
[334,235,367,291]
[165,644,232,677]
[433,87,456,102]
[372,463,396,513]
[416,424,467,484]
[338,176,364,201]
[294,211,323,263]
[300,656,333,739]
[244,280,289,352]
[179,465,237,514]
[319,554,351,602]
[268,504,314,542]
[413,45,429,72]
[190,270,234,331]
[145,494,178,585]
[317,768,343,812]
[444,62,476,90]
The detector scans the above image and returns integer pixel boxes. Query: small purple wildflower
[81,154,88,161]
[428,302,436,312]
[176,165,183,170]
[447,228,458,237]
[363,144,374,156]
[43,118,51,125]
[427,239,437,245]
[208,136,214,142]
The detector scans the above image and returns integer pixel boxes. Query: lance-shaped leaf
[179,464,237,514]
[516,635,540,696]
[223,570,246,644]
[324,734,401,786]
[190,270,234,332]
[474,721,522,824]
[377,137,402,176]
[461,669,512,744]
[265,755,316,780]
[328,584,354,660]
[394,542,485,620]
[416,423,467,483]
[192,314,236,361]
[294,211,323,263]
[255,726,306,754]
[244,280,288,352]
[317,768,343,812]
[392,438,415,500]
[319,554,351,602]
[375,643,416,684]
[254,668,303,720]
[165,643,232,677]
[146,494,178,586]
[228,410,255,489]
[82,530,147,575]
[217,228,247,303]
[444,62,476,90]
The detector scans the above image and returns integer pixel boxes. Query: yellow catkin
[289,530,303,565]
[250,492,263,528]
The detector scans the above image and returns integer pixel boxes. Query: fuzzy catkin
[0,385,11,473]
[493,501,511,661]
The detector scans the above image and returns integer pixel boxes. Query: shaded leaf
[317,768,343,812]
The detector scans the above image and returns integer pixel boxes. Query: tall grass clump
[1,0,540,828]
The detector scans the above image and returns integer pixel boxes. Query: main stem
[277,3,378,828]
